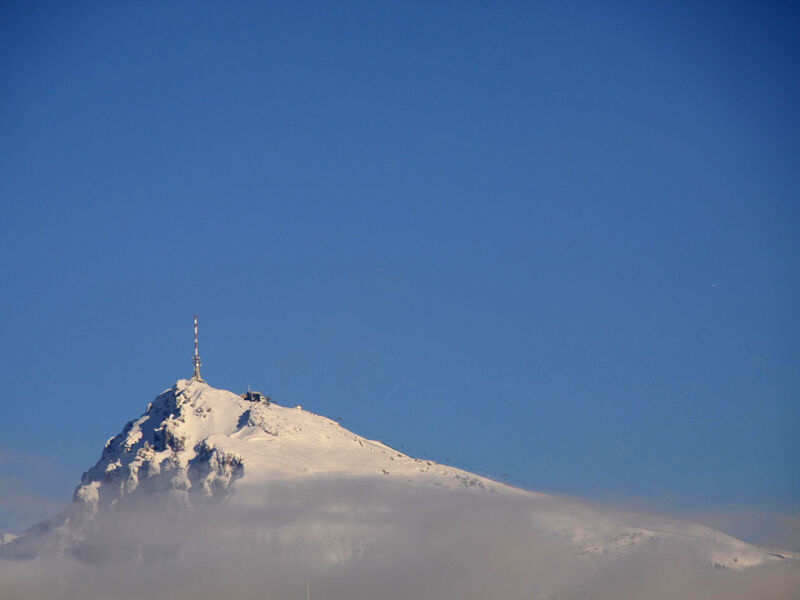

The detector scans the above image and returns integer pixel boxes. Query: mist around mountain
[1,380,798,599]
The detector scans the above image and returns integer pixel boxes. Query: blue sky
[1,1,798,535]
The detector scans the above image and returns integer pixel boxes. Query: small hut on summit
[241,389,270,405]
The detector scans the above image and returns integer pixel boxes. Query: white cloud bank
[1,478,798,600]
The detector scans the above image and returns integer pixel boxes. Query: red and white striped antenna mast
[191,314,204,382]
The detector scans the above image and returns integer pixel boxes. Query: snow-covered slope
[79,378,511,506]
[1,379,792,575]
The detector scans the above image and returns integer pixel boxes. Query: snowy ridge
[76,378,514,508]
[1,380,792,572]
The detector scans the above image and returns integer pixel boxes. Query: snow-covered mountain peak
[2,379,793,578]
[73,379,508,517]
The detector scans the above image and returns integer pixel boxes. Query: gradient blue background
[1,1,798,534]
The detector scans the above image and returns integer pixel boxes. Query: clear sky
[1,1,798,535]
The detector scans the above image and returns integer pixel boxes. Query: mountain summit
[77,378,509,511]
[2,379,795,597]
[3,379,512,559]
